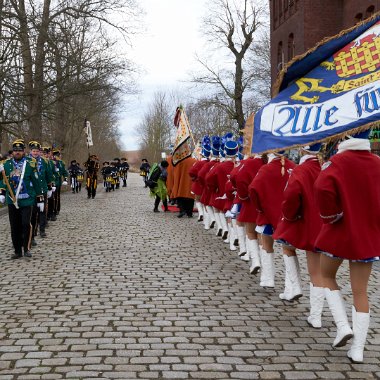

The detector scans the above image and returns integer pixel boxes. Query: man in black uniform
[84,155,100,199]
[120,157,130,187]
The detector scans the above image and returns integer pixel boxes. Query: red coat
[249,157,296,229]
[314,150,380,260]
[273,157,322,251]
[224,179,235,212]
[199,160,218,206]
[236,157,265,223]
[188,159,208,196]
[230,161,242,205]
[206,160,234,211]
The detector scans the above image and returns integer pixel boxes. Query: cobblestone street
[0,173,379,380]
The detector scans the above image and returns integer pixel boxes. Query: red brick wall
[343,0,380,29]
[270,0,380,85]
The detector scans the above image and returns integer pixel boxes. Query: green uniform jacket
[32,156,54,194]
[52,159,68,187]
[0,157,43,207]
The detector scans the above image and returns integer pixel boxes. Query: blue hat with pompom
[211,136,221,156]
[225,140,239,157]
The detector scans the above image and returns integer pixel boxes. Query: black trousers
[53,186,61,215]
[47,192,55,219]
[154,195,168,210]
[87,176,97,198]
[177,197,195,216]
[31,194,47,236]
[8,204,32,255]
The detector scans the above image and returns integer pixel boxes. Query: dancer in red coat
[206,141,237,240]
[249,153,296,288]
[199,137,221,230]
[235,155,266,274]
[314,129,380,363]
[274,144,324,324]
[189,140,211,222]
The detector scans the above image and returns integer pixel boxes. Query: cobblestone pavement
[0,173,379,380]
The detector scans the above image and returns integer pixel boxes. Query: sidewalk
[0,173,379,379]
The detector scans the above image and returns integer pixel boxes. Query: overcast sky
[119,0,207,151]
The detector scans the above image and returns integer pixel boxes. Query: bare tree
[138,92,172,163]
[1,0,139,141]
[191,0,268,129]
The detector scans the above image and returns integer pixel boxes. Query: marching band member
[235,154,266,274]
[273,144,323,315]
[197,137,220,230]
[188,137,211,222]
[28,141,53,242]
[314,129,380,362]
[249,151,296,288]
[0,140,44,258]
[206,138,238,240]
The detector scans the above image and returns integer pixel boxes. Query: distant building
[270,0,379,84]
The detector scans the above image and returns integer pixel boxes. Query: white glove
[0,164,4,172]
[231,204,239,214]
[0,195,5,204]
[52,186,56,192]
[37,202,44,212]
[47,190,53,198]
[62,181,68,186]
[225,210,233,218]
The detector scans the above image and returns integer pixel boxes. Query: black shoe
[234,239,239,247]
[153,208,159,213]
[31,239,37,247]
[198,215,203,222]
[40,231,47,238]
[24,251,32,258]
[50,215,57,221]
[222,231,228,240]
[177,212,186,218]
[210,221,215,229]
[88,195,91,199]
[11,254,22,260]
[92,196,95,199]
[217,228,223,237]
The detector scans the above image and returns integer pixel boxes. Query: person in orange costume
[172,156,197,218]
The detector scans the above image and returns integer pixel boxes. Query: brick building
[270,0,380,83]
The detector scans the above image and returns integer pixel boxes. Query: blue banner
[252,14,380,153]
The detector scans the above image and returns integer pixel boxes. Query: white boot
[307,283,325,328]
[219,213,229,240]
[203,211,210,230]
[196,201,204,222]
[285,255,303,301]
[325,289,353,347]
[247,239,261,274]
[260,249,275,288]
[223,224,230,244]
[347,307,370,363]
[206,206,216,229]
[236,225,247,257]
[214,211,222,236]
[231,219,239,248]
[279,255,291,300]
[229,225,237,251]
